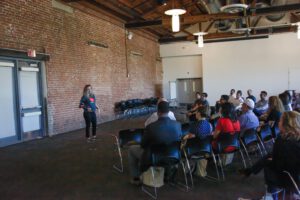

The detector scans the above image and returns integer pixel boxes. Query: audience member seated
[211,95,230,129]
[279,91,293,111]
[254,91,269,117]
[187,92,210,121]
[127,101,182,185]
[238,99,259,137]
[230,90,243,109]
[200,92,209,107]
[260,96,284,130]
[215,95,230,114]
[229,89,236,103]
[212,102,241,152]
[239,111,300,199]
[182,105,213,177]
[246,89,256,103]
[183,106,213,140]
[144,98,176,127]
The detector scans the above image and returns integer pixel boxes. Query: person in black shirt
[240,111,300,199]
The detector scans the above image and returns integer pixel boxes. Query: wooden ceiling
[62,0,300,43]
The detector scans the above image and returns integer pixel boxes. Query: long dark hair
[83,84,91,97]
[221,102,237,122]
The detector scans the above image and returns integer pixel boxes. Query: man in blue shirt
[238,99,259,137]
[128,101,182,185]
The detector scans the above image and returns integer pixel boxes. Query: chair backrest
[118,129,144,147]
[217,132,240,153]
[242,128,258,145]
[259,124,273,141]
[150,141,181,166]
[181,123,190,137]
[272,125,280,138]
[184,136,213,157]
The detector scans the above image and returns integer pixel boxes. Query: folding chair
[240,128,264,166]
[214,132,247,181]
[256,124,274,154]
[142,141,189,199]
[182,136,220,188]
[181,123,190,138]
[112,128,144,172]
[283,171,300,199]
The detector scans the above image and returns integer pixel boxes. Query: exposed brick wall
[0,0,162,135]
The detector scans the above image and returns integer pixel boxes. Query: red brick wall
[0,0,162,135]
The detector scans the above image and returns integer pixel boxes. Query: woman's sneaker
[87,137,92,143]
[92,136,97,140]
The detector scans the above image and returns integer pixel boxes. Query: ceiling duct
[198,0,233,31]
[256,0,286,22]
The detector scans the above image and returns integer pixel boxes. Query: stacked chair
[114,97,158,118]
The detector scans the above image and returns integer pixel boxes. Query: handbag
[140,167,165,188]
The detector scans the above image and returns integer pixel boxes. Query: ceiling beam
[159,25,297,43]
[125,13,242,28]
[126,3,300,29]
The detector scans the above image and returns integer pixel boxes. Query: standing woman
[79,84,99,142]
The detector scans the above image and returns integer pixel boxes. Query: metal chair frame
[112,129,144,173]
[214,132,247,181]
[141,142,189,199]
[182,136,220,188]
[240,129,264,166]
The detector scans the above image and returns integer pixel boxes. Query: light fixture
[220,4,248,13]
[164,9,186,32]
[193,32,207,48]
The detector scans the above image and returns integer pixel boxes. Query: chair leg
[239,149,247,169]
[180,161,191,191]
[256,143,264,158]
[142,167,158,199]
[217,154,225,181]
[183,150,194,189]
[112,135,123,173]
[256,134,268,155]
[240,140,252,166]
[211,152,220,181]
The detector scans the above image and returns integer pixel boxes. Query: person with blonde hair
[239,111,300,199]
[260,96,284,129]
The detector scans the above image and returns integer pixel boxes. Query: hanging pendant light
[165,9,186,32]
[193,32,207,48]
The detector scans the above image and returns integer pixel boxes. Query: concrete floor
[0,113,266,200]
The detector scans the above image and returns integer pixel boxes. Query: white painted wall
[162,55,202,100]
[160,32,300,105]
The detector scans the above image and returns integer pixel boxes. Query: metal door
[0,60,18,142]
[177,78,202,104]
[18,61,43,140]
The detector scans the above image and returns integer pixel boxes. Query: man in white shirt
[144,98,176,127]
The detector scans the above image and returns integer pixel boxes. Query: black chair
[181,123,190,138]
[112,129,144,172]
[142,141,189,199]
[272,125,280,139]
[214,132,247,180]
[240,128,264,166]
[182,136,220,187]
[283,171,300,198]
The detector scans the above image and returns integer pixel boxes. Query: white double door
[0,59,43,145]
